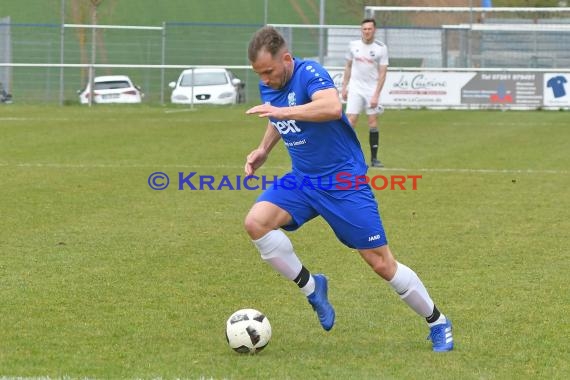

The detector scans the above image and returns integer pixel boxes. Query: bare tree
[70,0,117,82]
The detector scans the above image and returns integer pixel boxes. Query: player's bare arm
[246,88,342,122]
[244,122,281,176]
[371,64,388,108]
[341,60,352,100]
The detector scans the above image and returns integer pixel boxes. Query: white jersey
[345,39,389,91]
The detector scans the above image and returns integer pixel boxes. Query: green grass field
[1,105,569,379]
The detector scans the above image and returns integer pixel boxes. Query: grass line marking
[0,162,567,175]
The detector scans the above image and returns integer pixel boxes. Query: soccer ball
[225,308,272,354]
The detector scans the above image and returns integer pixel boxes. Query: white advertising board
[326,69,568,110]
[380,72,476,107]
[543,73,570,108]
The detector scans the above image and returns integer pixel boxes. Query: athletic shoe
[427,319,454,352]
[307,274,335,331]
[371,158,384,168]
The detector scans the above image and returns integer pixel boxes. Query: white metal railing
[60,23,165,106]
[364,6,570,14]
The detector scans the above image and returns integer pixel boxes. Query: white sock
[301,276,315,296]
[389,262,435,318]
[252,229,315,296]
[428,314,447,327]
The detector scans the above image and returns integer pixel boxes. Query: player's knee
[244,210,280,239]
[244,202,292,239]
[244,213,264,239]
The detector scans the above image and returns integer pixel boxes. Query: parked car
[78,75,143,104]
[169,68,245,105]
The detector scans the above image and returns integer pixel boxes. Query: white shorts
[345,86,384,116]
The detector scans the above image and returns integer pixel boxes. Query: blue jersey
[547,75,567,98]
[258,58,367,182]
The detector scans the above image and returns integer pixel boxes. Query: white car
[169,68,244,105]
[78,75,143,104]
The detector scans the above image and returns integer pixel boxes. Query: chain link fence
[1,7,570,105]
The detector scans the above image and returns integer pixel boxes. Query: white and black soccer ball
[225,308,272,354]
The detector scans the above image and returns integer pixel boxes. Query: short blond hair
[248,26,288,62]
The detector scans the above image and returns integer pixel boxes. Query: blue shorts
[256,174,388,250]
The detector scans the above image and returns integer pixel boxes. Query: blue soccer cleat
[307,274,335,331]
[428,319,454,352]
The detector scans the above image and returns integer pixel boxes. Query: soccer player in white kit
[341,18,388,168]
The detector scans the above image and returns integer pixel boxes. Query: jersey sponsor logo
[355,56,375,64]
[368,234,381,242]
[287,91,297,106]
[272,119,301,135]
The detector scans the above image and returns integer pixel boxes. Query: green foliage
[0,105,568,378]
[1,0,363,25]
[2,0,565,26]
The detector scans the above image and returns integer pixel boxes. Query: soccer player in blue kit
[243,26,453,352]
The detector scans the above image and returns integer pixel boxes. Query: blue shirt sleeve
[299,61,336,99]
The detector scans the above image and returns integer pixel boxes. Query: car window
[94,81,131,90]
[181,72,228,86]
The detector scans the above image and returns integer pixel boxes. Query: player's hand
[244,148,268,176]
[246,103,284,119]
[369,94,379,109]
[341,87,348,101]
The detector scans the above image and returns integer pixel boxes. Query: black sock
[369,129,379,160]
[426,305,441,324]
[293,266,310,288]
